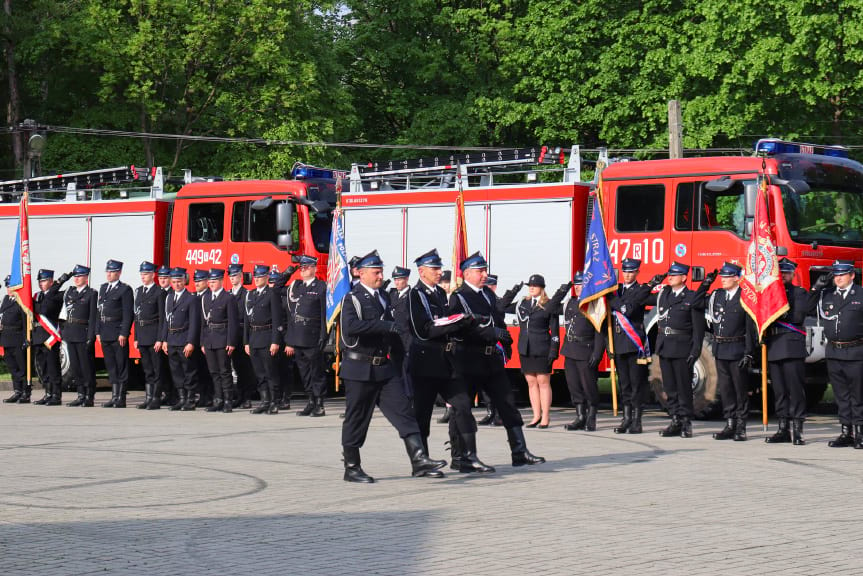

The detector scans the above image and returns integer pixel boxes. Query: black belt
[168,326,188,334]
[67,317,90,325]
[415,340,455,352]
[714,335,744,343]
[294,314,316,324]
[830,338,863,350]
[661,326,690,336]
[250,324,272,332]
[205,322,227,329]
[463,344,497,356]
[343,350,389,365]
[768,324,801,337]
[567,335,593,343]
[0,327,21,333]
[101,316,121,323]
[136,318,159,326]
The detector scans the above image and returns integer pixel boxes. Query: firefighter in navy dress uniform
[192,269,214,407]
[156,265,175,406]
[508,274,569,428]
[561,271,605,431]
[228,263,255,408]
[200,268,238,413]
[764,258,809,445]
[285,255,328,417]
[702,262,755,441]
[160,267,200,411]
[339,250,447,483]
[97,259,134,408]
[32,269,70,405]
[448,252,545,470]
[406,249,481,470]
[812,260,863,448]
[1,275,29,403]
[389,265,413,399]
[655,262,707,438]
[63,265,98,407]
[607,258,665,434]
[134,261,164,409]
[244,265,284,414]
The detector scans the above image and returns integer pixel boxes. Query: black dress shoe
[251,402,269,414]
[525,418,540,429]
[17,395,31,404]
[3,391,23,403]
[45,396,62,406]
[537,423,549,429]
[102,398,117,408]
[241,400,252,409]
[33,395,50,405]
[829,425,855,448]
[206,401,224,412]
[310,398,326,417]
[436,406,452,424]
[296,398,315,416]
[66,395,86,407]
[223,404,233,413]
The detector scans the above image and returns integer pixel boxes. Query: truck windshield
[782,186,863,247]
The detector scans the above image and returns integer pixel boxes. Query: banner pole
[26,321,32,388]
[607,315,618,417]
[761,343,768,432]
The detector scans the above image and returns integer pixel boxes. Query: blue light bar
[292,165,337,180]
[755,138,849,159]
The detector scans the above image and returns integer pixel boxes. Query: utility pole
[668,100,683,159]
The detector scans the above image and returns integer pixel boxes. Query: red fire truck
[341,141,863,416]
[0,165,338,383]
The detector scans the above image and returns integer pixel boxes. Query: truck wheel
[648,340,720,419]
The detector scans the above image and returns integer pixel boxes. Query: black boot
[508,427,546,466]
[114,383,127,408]
[45,389,62,405]
[585,405,597,431]
[854,425,863,450]
[713,418,736,440]
[267,394,280,414]
[343,446,374,483]
[680,417,693,438]
[627,407,642,434]
[477,406,495,426]
[404,434,446,478]
[252,389,270,414]
[829,424,855,448]
[137,384,152,409]
[206,399,224,412]
[3,390,22,403]
[83,394,94,407]
[765,419,791,443]
[437,405,452,424]
[102,383,118,408]
[170,389,187,411]
[659,415,682,437]
[146,393,161,410]
[66,394,86,407]
[733,417,747,441]
[614,406,632,434]
[446,430,464,471]
[181,390,196,411]
[792,419,805,445]
[33,390,51,405]
[18,386,31,403]
[222,391,233,413]
[296,396,315,416]
[458,433,495,473]
[277,390,291,411]
[311,396,326,417]
[564,404,586,431]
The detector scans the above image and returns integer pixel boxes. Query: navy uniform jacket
[243,286,284,348]
[134,284,163,347]
[62,286,98,343]
[706,288,754,361]
[284,278,327,348]
[816,284,863,361]
[32,274,69,345]
[607,282,652,355]
[200,290,238,349]
[655,286,706,359]
[408,282,464,378]
[160,290,200,347]
[231,285,248,327]
[560,299,605,362]
[510,289,567,358]
[765,283,808,361]
[448,284,508,375]
[339,283,398,382]
[96,281,133,341]
[0,295,26,347]
[390,288,411,363]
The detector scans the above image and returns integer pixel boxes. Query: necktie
[840,288,848,300]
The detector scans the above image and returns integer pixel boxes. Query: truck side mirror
[743,182,757,218]
[276,202,294,250]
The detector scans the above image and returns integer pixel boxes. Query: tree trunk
[3,0,23,168]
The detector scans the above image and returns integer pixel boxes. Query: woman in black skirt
[512,275,567,428]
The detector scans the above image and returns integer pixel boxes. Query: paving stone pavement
[1,393,862,576]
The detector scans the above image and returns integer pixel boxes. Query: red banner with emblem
[739,177,789,341]
[451,168,468,286]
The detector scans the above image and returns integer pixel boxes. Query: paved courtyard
[1,394,862,576]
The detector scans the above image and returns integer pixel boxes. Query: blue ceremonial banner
[578,199,618,331]
[325,206,351,331]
